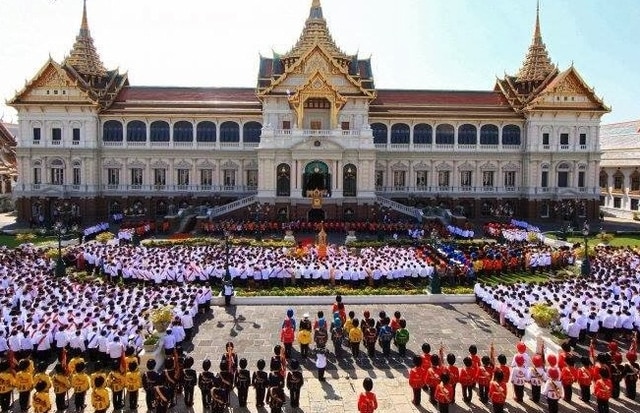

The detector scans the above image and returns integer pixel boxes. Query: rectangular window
[72,167,81,186]
[541,171,549,188]
[460,171,472,188]
[632,199,639,211]
[223,170,236,187]
[482,171,494,187]
[177,169,190,187]
[375,171,384,189]
[632,175,640,191]
[504,171,516,188]
[341,122,350,131]
[613,197,621,208]
[438,171,450,188]
[131,168,143,187]
[282,121,291,130]
[614,175,624,190]
[416,171,428,188]
[107,168,120,186]
[542,133,549,145]
[578,171,585,188]
[51,168,64,185]
[52,128,62,141]
[246,170,258,189]
[153,169,166,187]
[33,127,41,141]
[33,168,41,185]
[579,133,587,146]
[73,128,81,142]
[560,133,569,145]
[558,171,569,187]
[540,203,550,218]
[310,120,322,130]
[393,171,406,189]
[200,169,213,187]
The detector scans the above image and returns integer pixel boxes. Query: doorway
[303,161,331,196]
[308,209,325,223]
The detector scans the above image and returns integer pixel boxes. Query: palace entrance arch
[303,161,331,197]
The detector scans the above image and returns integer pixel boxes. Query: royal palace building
[9,0,610,225]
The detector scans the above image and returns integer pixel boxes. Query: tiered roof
[515,2,555,83]
[0,123,17,177]
[63,0,107,78]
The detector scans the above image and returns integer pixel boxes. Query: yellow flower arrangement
[149,306,174,332]
[95,232,116,244]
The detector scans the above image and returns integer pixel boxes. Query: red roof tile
[115,87,260,103]
[372,89,509,106]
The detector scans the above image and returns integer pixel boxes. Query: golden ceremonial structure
[317,222,327,259]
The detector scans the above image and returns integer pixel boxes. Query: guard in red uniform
[434,372,453,413]
[459,356,477,404]
[594,367,612,413]
[408,356,423,406]
[488,370,507,413]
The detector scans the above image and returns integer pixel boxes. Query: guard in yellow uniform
[67,351,84,376]
[91,375,110,413]
[32,362,52,393]
[108,365,126,410]
[15,359,34,413]
[71,362,90,412]
[0,360,15,412]
[51,363,70,413]
[32,380,52,413]
[125,361,142,411]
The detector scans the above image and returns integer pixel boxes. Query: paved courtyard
[178,302,638,413]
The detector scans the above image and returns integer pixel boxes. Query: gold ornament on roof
[515,1,555,83]
[63,0,107,77]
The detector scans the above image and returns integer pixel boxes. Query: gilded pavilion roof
[283,0,351,64]
[515,3,555,83]
[63,0,107,78]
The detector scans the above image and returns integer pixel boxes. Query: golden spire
[515,0,554,83]
[284,0,349,61]
[64,0,107,77]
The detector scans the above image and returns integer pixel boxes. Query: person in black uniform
[153,381,173,413]
[161,357,177,407]
[235,358,251,408]
[270,345,285,388]
[218,359,234,405]
[197,359,215,410]
[210,376,227,413]
[252,359,268,408]
[266,374,286,413]
[182,356,197,408]
[142,359,160,413]
[286,359,304,408]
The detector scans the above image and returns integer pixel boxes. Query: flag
[589,338,596,364]
[119,345,127,374]
[439,342,445,364]
[60,347,68,375]
[490,342,495,366]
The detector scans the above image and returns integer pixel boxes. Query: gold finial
[534,0,541,42]
[80,0,89,35]
[312,0,321,8]
[515,0,554,83]
[64,0,107,77]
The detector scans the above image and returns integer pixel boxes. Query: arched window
[371,123,387,144]
[413,123,432,144]
[435,124,454,145]
[631,170,640,192]
[103,120,123,142]
[557,162,571,188]
[150,121,170,142]
[502,125,521,145]
[243,121,262,143]
[276,163,290,197]
[173,121,193,142]
[343,164,357,197]
[220,121,240,142]
[480,124,499,145]
[196,121,216,142]
[126,120,146,142]
[390,123,410,144]
[613,170,624,191]
[599,170,608,189]
[458,124,477,145]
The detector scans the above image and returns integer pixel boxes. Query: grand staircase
[208,195,257,220]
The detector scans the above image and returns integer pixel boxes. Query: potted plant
[530,303,559,328]
[143,333,160,352]
[149,306,174,333]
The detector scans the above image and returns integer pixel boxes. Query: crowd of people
[476,245,640,344]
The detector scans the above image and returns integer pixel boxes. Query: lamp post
[248,202,270,241]
[52,202,76,277]
[429,229,442,294]
[222,230,233,306]
[581,221,590,277]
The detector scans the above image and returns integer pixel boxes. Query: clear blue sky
[1,0,638,124]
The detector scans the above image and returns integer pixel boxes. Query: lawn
[0,233,59,248]
[564,234,640,248]
[477,271,555,286]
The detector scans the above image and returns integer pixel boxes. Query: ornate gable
[525,67,610,113]
[9,59,96,105]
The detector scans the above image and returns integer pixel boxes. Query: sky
[0,0,638,124]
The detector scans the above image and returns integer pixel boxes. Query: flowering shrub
[15,233,37,243]
[95,232,115,244]
[596,232,614,244]
[530,302,559,328]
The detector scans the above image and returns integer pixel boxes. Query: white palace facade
[9,0,609,225]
